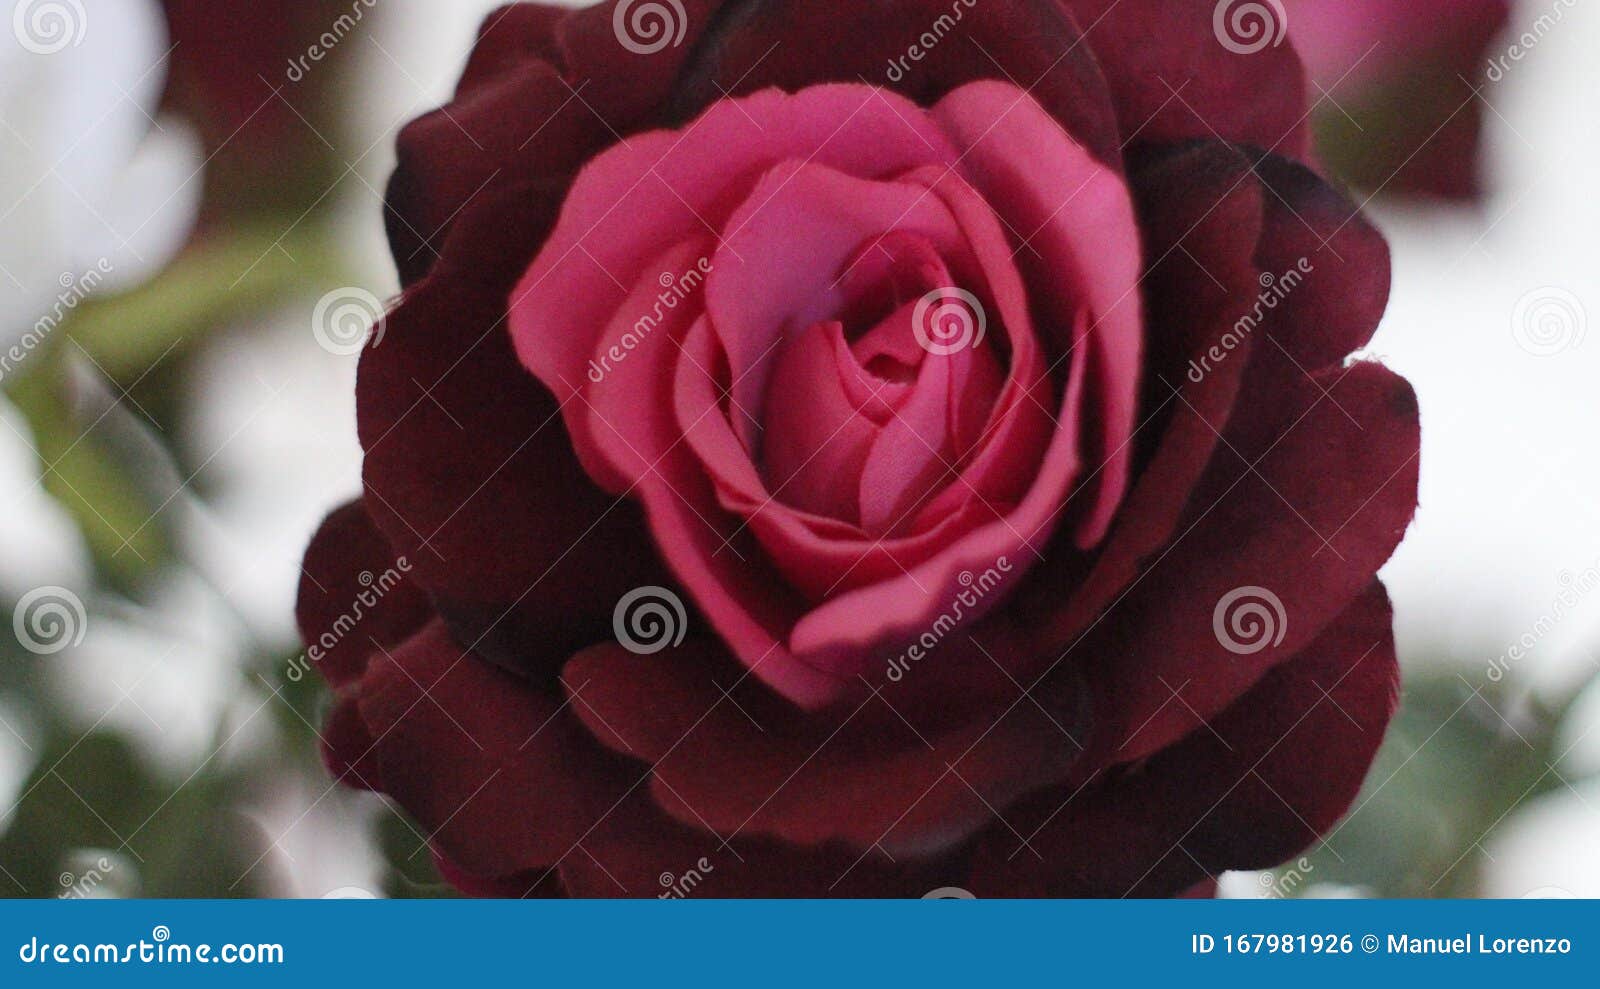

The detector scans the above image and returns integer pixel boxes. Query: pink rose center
[508,81,1143,708]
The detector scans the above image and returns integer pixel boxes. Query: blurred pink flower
[1287,0,1512,200]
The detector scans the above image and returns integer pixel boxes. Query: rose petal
[560,786,965,898]
[509,84,956,429]
[385,59,604,286]
[320,697,383,793]
[1062,0,1311,159]
[564,637,1083,854]
[675,0,1121,166]
[933,80,1143,546]
[355,621,631,878]
[969,581,1399,897]
[1055,361,1418,768]
[360,182,670,677]
[295,500,431,690]
[1029,141,1266,650]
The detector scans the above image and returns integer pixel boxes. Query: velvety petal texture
[301,0,1421,898]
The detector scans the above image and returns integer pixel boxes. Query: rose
[1284,0,1512,200]
[298,0,1419,897]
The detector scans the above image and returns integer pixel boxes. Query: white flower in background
[1,0,202,352]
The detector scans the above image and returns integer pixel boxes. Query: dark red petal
[1245,154,1391,375]
[433,850,566,898]
[360,181,669,677]
[383,60,605,286]
[386,1,737,285]
[1179,878,1219,899]
[1061,0,1311,159]
[674,0,1121,167]
[1059,360,1418,768]
[564,637,1081,854]
[1026,140,1266,650]
[295,501,431,689]
[354,621,629,878]
[320,697,383,793]
[556,0,733,125]
[969,581,1399,897]
[560,786,969,898]
[454,4,571,94]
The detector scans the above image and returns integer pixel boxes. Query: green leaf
[4,353,168,589]
[65,222,351,377]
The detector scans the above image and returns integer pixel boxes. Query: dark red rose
[298,0,1419,897]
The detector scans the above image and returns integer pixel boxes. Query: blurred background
[0,0,1595,899]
